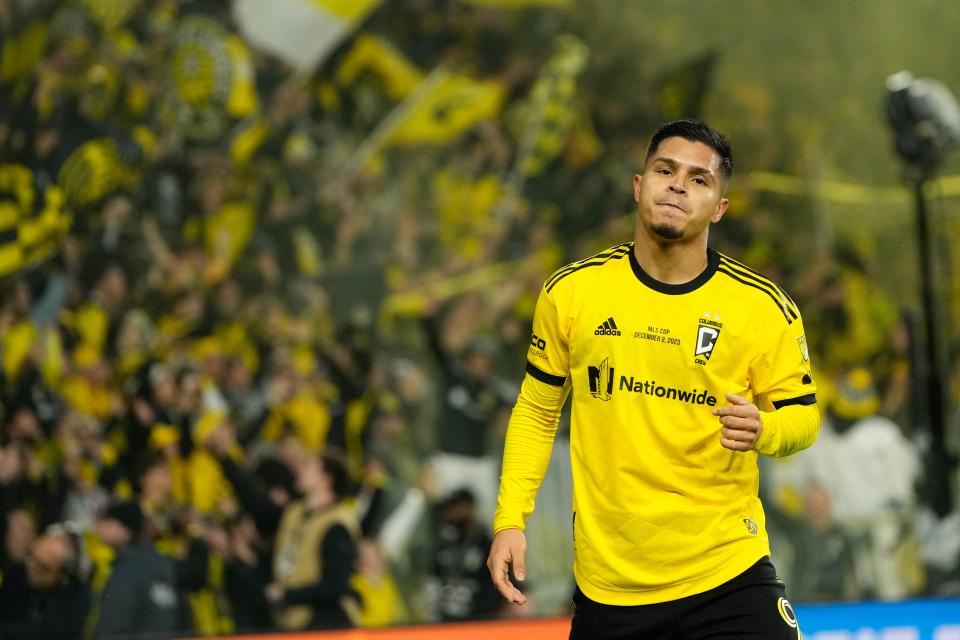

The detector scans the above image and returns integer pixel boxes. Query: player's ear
[711,197,729,223]
[633,174,642,203]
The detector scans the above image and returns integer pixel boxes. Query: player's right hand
[487,528,528,605]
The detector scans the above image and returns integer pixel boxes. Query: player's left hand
[713,393,763,452]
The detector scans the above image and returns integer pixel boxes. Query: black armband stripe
[525,361,566,387]
[772,393,817,409]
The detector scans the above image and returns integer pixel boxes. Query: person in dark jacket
[427,488,502,622]
[421,307,514,523]
[203,424,359,631]
[92,500,180,639]
[0,524,92,640]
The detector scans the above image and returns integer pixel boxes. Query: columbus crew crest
[694,313,723,365]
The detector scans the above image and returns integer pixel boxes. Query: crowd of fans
[1,1,959,638]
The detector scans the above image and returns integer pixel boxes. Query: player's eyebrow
[651,156,717,181]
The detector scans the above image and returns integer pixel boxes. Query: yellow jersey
[494,243,819,605]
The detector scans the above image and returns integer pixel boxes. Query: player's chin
[650,222,684,240]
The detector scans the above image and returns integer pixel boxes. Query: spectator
[421,303,514,524]
[222,512,274,634]
[426,488,503,622]
[92,500,181,639]
[350,537,408,628]
[781,368,923,600]
[789,484,860,602]
[2,508,36,570]
[0,524,92,640]
[206,425,361,631]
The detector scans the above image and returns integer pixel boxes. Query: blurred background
[1,0,960,637]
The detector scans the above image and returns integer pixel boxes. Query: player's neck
[632,230,709,285]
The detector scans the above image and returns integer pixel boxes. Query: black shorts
[569,557,802,640]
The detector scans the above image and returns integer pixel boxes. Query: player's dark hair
[645,119,734,184]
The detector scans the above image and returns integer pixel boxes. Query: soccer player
[487,119,818,639]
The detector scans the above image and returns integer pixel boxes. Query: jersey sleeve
[492,281,572,534]
[524,284,570,386]
[750,304,817,411]
[750,301,820,457]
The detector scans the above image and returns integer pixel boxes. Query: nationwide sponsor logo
[595,317,621,336]
[585,358,718,406]
[618,375,717,406]
[587,358,614,400]
[694,313,723,365]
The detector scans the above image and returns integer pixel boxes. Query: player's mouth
[656,201,687,213]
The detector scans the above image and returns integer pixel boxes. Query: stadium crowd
[1,0,959,638]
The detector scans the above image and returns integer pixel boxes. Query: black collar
[629,245,719,294]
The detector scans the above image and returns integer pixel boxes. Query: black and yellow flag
[512,34,590,178]
[57,127,155,208]
[387,69,506,145]
[336,33,423,102]
[347,65,508,173]
[163,15,259,141]
[0,165,70,279]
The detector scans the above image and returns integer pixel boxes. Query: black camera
[885,71,960,178]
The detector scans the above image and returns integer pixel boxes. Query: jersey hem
[573,548,769,606]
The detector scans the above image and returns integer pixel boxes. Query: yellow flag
[0,21,49,84]
[388,71,505,145]
[337,34,424,101]
[310,0,381,21]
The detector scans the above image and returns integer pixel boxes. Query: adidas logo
[594,317,622,336]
